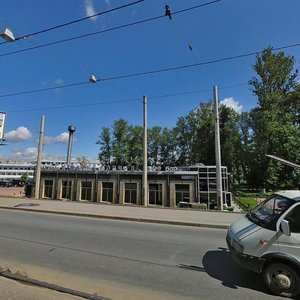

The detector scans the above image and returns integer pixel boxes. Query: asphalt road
[0,210,285,300]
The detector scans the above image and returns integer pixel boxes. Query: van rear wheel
[263,262,300,298]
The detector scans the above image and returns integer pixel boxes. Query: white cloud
[5,127,33,142]
[84,0,98,22]
[42,152,67,161]
[220,97,243,114]
[54,78,64,86]
[11,147,37,159]
[0,148,68,162]
[43,132,69,145]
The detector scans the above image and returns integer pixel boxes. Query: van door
[277,204,300,260]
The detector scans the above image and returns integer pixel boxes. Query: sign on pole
[0,112,7,139]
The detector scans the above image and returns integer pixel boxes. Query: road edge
[0,206,229,229]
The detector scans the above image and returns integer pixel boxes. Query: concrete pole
[34,115,45,200]
[143,95,148,206]
[213,86,223,211]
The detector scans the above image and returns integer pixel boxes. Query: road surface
[0,210,284,300]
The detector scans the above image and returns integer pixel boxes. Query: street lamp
[0,28,15,42]
[66,126,76,168]
[89,75,97,83]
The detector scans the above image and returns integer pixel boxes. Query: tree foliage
[96,127,111,165]
[248,47,299,190]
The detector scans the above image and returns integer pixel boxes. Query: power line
[96,43,300,82]
[0,82,89,98]
[7,83,247,113]
[0,0,144,46]
[0,42,299,99]
[0,0,222,58]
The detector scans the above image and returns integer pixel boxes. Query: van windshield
[247,194,294,230]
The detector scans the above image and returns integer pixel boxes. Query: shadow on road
[202,248,271,295]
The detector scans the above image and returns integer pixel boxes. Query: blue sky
[0,0,299,162]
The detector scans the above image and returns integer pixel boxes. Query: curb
[0,270,110,300]
[0,206,229,229]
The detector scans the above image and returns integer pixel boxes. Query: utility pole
[213,86,223,210]
[34,115,45,200]
[143,95,148,206]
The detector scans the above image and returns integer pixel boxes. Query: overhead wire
[163,2,199,64]
[0,0,222,58]
[0,42,300,99]
[0,81,89,98]
[0,0,145,46]
[6,82,247,114]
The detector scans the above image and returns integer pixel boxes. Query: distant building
[0,162,34,182]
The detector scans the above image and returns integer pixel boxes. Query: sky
[0,0,299,163]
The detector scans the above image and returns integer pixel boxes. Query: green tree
[112,118,129,165]
[160,127,176,167]
[249,47,299,190]
[148,126,162,166]
[190,102,216,165]
[96,127,111,165]
[20,172,29,183]
[172,102,243,177]
[236,112,254,185]
[219,104,243,183]
[174,116,193,165]
[127,125,143,167]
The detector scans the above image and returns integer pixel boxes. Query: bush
[226,206,234,211]
[178,202,207,210]
[192,203,207,210]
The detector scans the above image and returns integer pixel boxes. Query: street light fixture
[89,75,97,83]
[0,28,15,42]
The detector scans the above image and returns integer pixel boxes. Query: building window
[81,181,92,201]
[124,183,137,204]
[61,180,72,200]
[44,180,54,198]
[149,183,162,206]
[102,182,113,203]
[175,184,190,206]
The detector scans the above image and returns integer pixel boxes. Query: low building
[39,164,231,208]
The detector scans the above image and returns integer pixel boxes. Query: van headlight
[232,239,244,253]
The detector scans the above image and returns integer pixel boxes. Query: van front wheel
[263,262,300,298]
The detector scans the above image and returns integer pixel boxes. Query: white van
[227,190,300,298]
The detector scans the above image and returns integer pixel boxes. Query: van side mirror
[280,219,291,236]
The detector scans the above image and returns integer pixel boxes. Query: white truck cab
[227,190,300,298]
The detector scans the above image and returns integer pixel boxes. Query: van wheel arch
[262,260,300,298]
[262,253,300,275]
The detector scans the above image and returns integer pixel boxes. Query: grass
[234,193,261,212]
[239,197,258,209]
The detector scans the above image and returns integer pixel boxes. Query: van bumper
[226,235,265,273]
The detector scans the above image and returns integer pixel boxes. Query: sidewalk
[0,197,244,229]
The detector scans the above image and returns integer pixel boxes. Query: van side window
[284,205,300,233]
